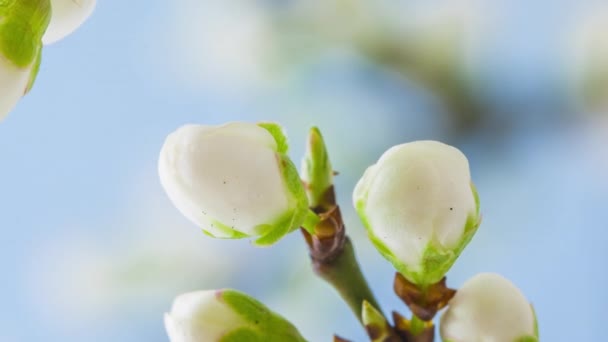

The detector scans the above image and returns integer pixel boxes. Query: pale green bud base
[357,183,481,288]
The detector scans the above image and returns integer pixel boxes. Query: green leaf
[356,190,481,287]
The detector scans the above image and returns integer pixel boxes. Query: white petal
[158,123,290,235]
[43,0,96,44]
[165,290,246,342]
[0,56,32,121]
[440,273,535,342]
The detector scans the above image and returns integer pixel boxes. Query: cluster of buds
[0,0,95,121]
[158,121,538,341]
[353,140,537,341]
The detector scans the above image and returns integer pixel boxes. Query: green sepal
[219,289,307,342]
[221,328,264,342]
[25,45,42,94]
[202,220,249,239]
[253,211,294,246]
[253,152,310,246]
[361,300,392,342]
[357,183,481,288]
[258,122,289,154]
[301,126,333,208]
[300,209,320,234]
[516,336,538,342]
[0,0,51,68]
[531,304,539,339]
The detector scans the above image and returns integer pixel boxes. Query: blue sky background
[1,0,607,341]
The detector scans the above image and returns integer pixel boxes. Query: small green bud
[301,126,334,209]
[361,301,392,342]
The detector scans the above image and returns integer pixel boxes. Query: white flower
[164,289,306,342]
[353,140,480,286]
[43,0,96,45]
[158,122,310,246]
[440,273,538,342]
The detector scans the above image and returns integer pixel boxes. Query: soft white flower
[158,122,310,246]
[440,273,538,342]
[164,289,306,342]
[43,0,96,44]
[353,140,480,286]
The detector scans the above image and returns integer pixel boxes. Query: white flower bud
[353,140,480,286]
[440,273,538,342]
[164,289,306,342]
[43,0,96,45]
[158,122,310,246]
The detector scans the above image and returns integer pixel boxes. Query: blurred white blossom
[161,0,274,88]
[568,7,608,110]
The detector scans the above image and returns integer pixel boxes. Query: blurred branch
[269,1,485,132]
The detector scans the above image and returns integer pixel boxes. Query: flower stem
[309,235,382,324]
[409,315,426,336]
[300,126,385,328]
